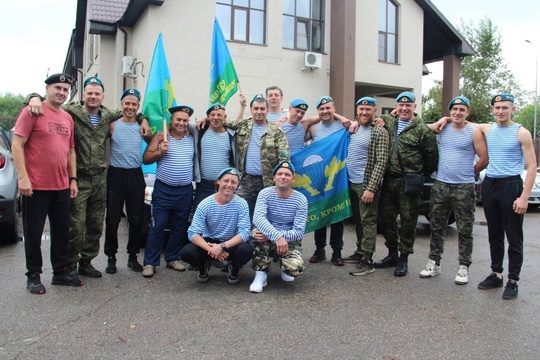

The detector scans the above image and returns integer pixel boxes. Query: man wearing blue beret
[278,98,310,153]
[375,91,439,276]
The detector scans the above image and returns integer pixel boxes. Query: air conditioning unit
[121,56,136,78]
[302,52,322,70]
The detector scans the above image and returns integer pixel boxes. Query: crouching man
[250,161,308,293]
[180,168,252,284]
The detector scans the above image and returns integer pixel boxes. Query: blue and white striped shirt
[187,195,251,242]
[347,125,371,184]
[245,123,266,175]
[436,124,475,184]
[397,119,411,135]
[253,187,308,242]
[89,113,100,128]
[281,122,306,153]
[486,123,524,178]
[313,120,343,142]
[156,134,194,186]
[110,120,142,169]
[200,129,231,180]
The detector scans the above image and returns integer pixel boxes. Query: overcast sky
[0,0,538,97]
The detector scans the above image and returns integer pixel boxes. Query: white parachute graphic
[303,154,326,197]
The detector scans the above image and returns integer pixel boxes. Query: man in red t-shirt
[12,73,83,295]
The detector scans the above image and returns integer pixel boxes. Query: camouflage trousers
[68,172,106,264]
[349,182,379,257]
[429,181,475,266]
[252,240,305,277]
[237,174,264,219]
[378,177,421,254]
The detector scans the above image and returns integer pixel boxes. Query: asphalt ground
[1,206,540,359]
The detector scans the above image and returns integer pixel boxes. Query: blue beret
[396,91,416,103]
[121,88,141,101]
[83,76,104,90]
[272,160,295,176]
[448,96,470,110]
[206,103,226,115]
[290,98,309,111]
[45,73,73,85]
[169,105,194,117]
[250,94,267,107]
[316,96,333,109]
[217,167,240,180]
[491,93,514,105]
[356,97,377,106]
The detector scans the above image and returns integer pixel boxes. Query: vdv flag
[141,33,177,174]
[291,129,352,233]
[209,18,239,105]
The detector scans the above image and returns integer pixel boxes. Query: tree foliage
[0,92,25,130]
[424,18,524,123]
[514,104,538,137]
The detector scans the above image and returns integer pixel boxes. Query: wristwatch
[220,242,228,251]
[69,176,78,182]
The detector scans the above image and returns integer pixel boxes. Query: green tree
[0,92,25,130]
[424,18,523,123]
[514,103,538,137]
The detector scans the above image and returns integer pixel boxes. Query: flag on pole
[209,18,239,105]
[291,129,352,233]
[141,33,177,174]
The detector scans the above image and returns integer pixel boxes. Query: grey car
[0,130,20,243]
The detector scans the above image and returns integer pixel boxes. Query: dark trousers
[180,239,253,267]
[236,174,263,220]
[482,175,524,281]
[193,179,217,213]
[314,221,344,251]
[104,166,145,257]
[23,189,70,275]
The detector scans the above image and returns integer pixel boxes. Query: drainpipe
[118,24,128,90]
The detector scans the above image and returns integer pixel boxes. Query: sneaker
[187,264,199,271]
[142,265,155,278]
[309,249,326,263]
[227,263,241,285]
[198,261,211,283]
[105,256,117,274]
[27,273,46,295]
[478,272,503,290]
[349,259,375,276]
[78,261,102,278]
[51,268,83,287]
[166,260,186,272]
[343,252,363,263]
[127,256,143,272]
[331,252,344,266]
[281,271,295,282]
[249,271,268,293]
[419,259,441,278]
[502,280,518,300]
[455,265,469,285]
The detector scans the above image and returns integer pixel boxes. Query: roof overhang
[120,0,165,27]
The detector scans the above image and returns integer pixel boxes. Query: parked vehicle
[0,130,20,244]
[477,167,540,207]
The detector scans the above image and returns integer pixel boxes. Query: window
[378,0,398,63]
[216,0,266,45]
[282,0,325,52]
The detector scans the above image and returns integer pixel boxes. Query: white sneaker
[455,265,469,285]
[249,271,268,293]
[281,271,295,282]
[419,259,441,278]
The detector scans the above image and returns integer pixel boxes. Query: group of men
[15,74,535,300]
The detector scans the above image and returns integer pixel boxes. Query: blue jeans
[143,180,193,267]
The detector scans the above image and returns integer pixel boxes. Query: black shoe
[478,273,504,290]
[394,254,408,277]
[52,268,83,287]
[78,261,102,278]
[374,255,398,268]
[343,252,363,263]
[188,264,199,271]
[331,252,344,266]
[502,280,518,300]
[198,261,211,283]
[227,263,241,285]
[27,273,46,295]
[106,256,117,274]
[309,249,326,263]
[127,255,143,272]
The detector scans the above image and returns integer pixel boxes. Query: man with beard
[344,97,389,276]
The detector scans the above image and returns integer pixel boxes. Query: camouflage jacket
[225,118,289,187]
[382,114,438,177]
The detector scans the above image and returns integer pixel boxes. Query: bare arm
[236,93,247,120]
[11,135,32,197]
[143,132,167,164]
[514,127,537,214]
[472,127,488,173]
[68,148,78,199]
